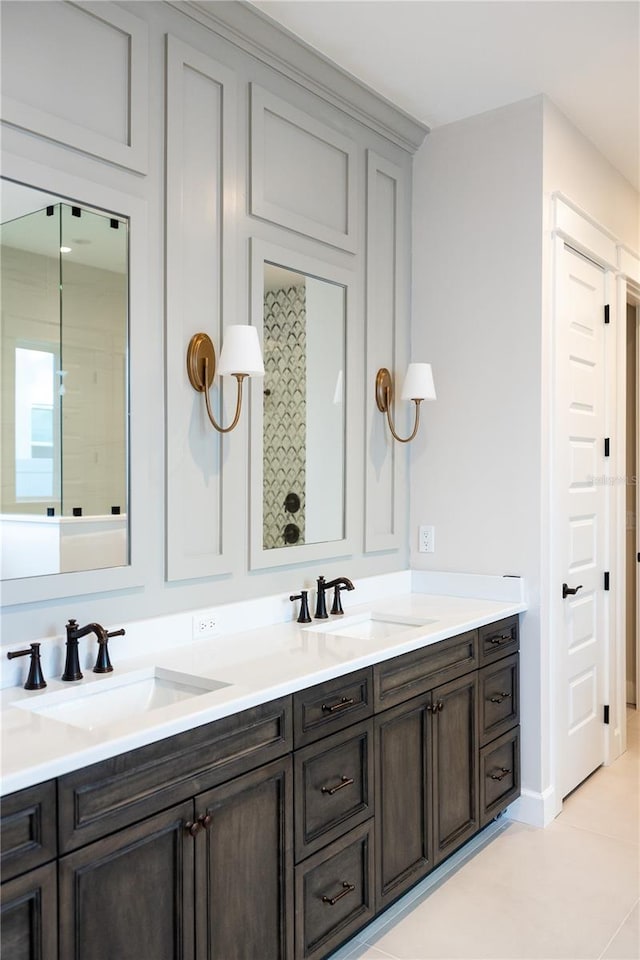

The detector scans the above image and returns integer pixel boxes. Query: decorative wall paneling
[250,85,358,253]
[172,1,428,156]
[165,36,240,581]
[1,0,427,637]
[365,152,410,552]
[0,1,149,174]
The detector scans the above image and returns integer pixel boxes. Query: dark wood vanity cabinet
[373,618,520,914]
[0,615,520,960]
[0,862,58,960]
[0,780,58,960]
[58,801,196,960]
[374,670,479,910]
[56,696,295,960]
[57,758,295,960]
[196,757,294,960]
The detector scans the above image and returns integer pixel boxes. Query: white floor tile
[600,902,640,959]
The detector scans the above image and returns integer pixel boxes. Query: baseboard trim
[507,786,558,827]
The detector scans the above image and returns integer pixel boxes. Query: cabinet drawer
[479,616,519,664]
[295,820,374,960]
[58,695,292,852]
[295,720,373,861]
[374,630,477,711]
[479,653,519,746]
[0,780,57,882]
[293,668,373,748]
[479,727,520,826]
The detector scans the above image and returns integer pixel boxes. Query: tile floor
[329,709,639,960]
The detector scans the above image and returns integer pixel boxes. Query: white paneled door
[556,243,609,800]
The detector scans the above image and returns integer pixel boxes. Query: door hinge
[604,571,610,591]
[604,304,610,324]
[604,438,610,457]
[604,705,610,724]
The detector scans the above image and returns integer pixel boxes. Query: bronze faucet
[62,620,126,680]
[314,576,355,618]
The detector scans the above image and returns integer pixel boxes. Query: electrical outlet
[192,611,217,639]
[419,525,435,553]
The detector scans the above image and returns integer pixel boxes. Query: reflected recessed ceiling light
[60,246,72,253]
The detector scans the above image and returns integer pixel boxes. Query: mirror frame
[249,237,359,570]
[1,152,150,605]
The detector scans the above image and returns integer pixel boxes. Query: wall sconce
[186,325,264,433]
[375,363,436,443]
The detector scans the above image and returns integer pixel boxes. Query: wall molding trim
[0,1,149,173]
[552,193,619,270]
[168,0,428,155]
[508,785,558,828]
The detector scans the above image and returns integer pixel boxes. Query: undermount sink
[14,667,231,731]
[304,612,437,642]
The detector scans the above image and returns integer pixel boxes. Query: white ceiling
[251,1,640,190]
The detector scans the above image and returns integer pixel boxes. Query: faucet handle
[7,643,47,690]
[290,592,312,624]
[330,584,349,616]
[93,626,124,674]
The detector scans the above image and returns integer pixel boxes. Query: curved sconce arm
[187,330,260,434]
[375,364,435,444]
[203,369,247,434]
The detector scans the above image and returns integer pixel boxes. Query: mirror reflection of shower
[262,262,345,550]
[1,180,129,579]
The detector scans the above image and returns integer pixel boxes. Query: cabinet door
[1,781,57,881]
[374,695,433,911]
[1,861,57,960]
[431,672,479,865]
[59,801,195,960]
[196,756,294,960]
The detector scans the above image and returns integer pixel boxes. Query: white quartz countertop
[1,590,526,796]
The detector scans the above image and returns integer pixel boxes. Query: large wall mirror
[250,239,357,569]
[1,177,129,581]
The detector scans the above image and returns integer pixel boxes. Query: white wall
[410,93,640,825]
[543,99,639,250]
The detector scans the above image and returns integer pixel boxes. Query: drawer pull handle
[488,692,513,704]
[489,767,512,782]
[197,813,212,829]
[428,700,444,713]
[322,881,356,906]
[185,820,202,837]
[489,634,512,645]
[321,776,354,796]
[322,696,356,713]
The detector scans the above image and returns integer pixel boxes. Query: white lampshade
[400,363,436,401]
[217,325,264,377]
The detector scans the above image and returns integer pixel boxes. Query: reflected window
[15,346,55,498]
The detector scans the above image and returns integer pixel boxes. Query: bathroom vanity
[0,598,521,960]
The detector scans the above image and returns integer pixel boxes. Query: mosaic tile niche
[263,284,306,549]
